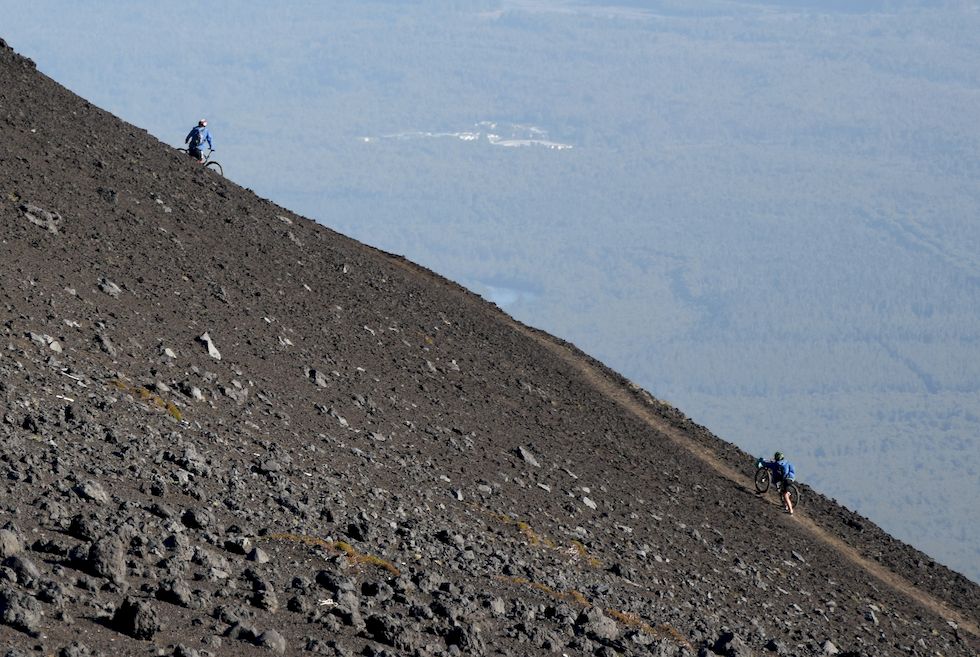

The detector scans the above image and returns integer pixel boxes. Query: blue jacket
[185,126,213,151]
[768,459,795,481]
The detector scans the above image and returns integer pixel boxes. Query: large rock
[4,555,41,587]
[0,587,42,636]
[156,578,193,608]
[57,643,95,657]
[73,480,110,504]
[255,629,287,654]
[88,535,127,585]
[111,596,160,639]
[0,529,22,559]
[20,202,62,234]
[714,629,752,657]
[516,445,541,468]
[197,332,222,360]
[575,607,620,642]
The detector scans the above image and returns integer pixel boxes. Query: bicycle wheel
[754,467,771,493]
[785,482,801,508]
[206,161,223,176]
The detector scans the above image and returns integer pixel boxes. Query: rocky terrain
[0,38,977,657]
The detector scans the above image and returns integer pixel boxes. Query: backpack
[190,127,205,149]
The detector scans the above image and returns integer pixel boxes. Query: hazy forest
[3,0,979,580]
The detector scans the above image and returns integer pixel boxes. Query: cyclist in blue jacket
[185,119,213,163]
[766,452,796,515]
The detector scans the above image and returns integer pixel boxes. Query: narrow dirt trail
[511,320,980,640]
[381,252,978,639]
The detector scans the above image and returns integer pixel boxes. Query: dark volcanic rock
[181,507,215,530]
[714,629,752,657]
[3,555,41,587]
[0,36,976,657]
[255,629,287,654]
[0,529,22,559]
[575,607,620,642]
[57,643,97,657]
[73,480,110,504]
[111,596,160,640]
[155,578,193,607]
[87,536,127,585]
[0,587,42,636]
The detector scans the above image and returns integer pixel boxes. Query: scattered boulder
[97,277,122,298]
[256,629,287,654]
[111,596,160,640]
[73,480,110,504]
[714,629,752,657]
[87,535,127,585]
[181,507,215,530]
[20,202,62,234]
[197,332,222,360]
[156,578,193,608]
[575,607,620,642]
[0,587,41,636]
[306,367,329,387]
[0,530,22,559]
[516,445,541,468]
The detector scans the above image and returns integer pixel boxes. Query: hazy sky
[3,1,978,581]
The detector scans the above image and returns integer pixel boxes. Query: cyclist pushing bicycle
[763,452,797,515]
[185,119,213,163]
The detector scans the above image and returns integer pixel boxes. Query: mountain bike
[755,458,801,508]
[178,147,223,176]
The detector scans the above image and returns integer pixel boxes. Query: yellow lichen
[496,576,692,650]
[605,609,694,650]
[570,540,602,568]
[165,401,182,421]
[264,533,400,576]
[496,576,590,609]
[110,379,183,422]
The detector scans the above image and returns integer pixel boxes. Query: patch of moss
[265,532,331,549]
[497,576,589,609]
[264,533,400,576]
[479,507,595,566]
[497,575,691,650]
[165,401,182,421]
[570,540,602,568]
[605,609,693,650]
[515,520,556,548]
[111,379,183,422]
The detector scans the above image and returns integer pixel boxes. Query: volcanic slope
[0,40,977,657]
